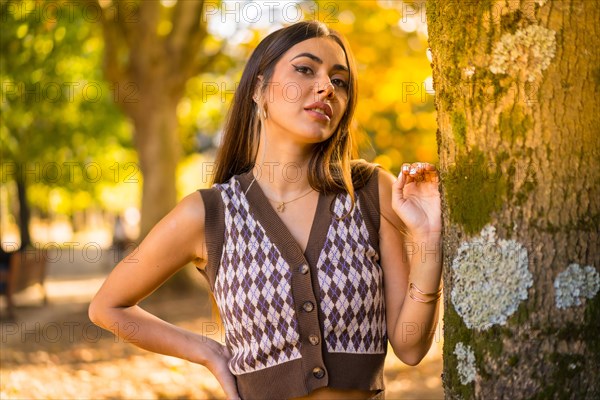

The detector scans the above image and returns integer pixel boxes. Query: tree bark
[427,0,600,398]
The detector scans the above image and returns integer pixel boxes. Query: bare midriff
[290,387,379,399]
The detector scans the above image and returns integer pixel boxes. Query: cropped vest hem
[235,353,386,400]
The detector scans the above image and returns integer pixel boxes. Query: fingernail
[410,168,416,174]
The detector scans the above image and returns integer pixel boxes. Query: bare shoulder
[176,190,206,225]
[162,190,208,263]
[377,168,404,234]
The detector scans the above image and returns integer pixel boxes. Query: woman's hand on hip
[201,339,241,400]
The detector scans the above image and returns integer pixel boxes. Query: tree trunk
[427,0,600,398]
[130,97,181,240]
[15,163,31,249]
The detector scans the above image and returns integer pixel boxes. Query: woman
[89,20,442,400]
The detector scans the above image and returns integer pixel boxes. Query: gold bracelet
[410,282,442,297]
[409,290,439,303]
[408,288,441,303]
[408,283,442,303]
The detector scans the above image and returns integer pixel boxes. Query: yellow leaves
[363,15,387,34]
[83,36,102,54]
[177,153,211,197]
[157,20,173,36]
[54,27,66,42]
[337,10,356,27]
[397,112,417,131]
[176,97,192,120]
[33,37,53,57]
[16,24,28,38]
[375,133,393,149]
[376,82,401,108]
[394,100,412,114]
[99,180,140,214]
[73,191,93,211]
[417,113,438,131]
[415,135,439,162]
[355,99,377,122]
[374,154,393,171]
[356,46,378,64]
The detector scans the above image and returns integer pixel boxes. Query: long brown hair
[211,20,378,216]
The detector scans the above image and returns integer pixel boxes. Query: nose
[317,81,335,99]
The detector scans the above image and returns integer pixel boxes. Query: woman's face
[259,37,350,145]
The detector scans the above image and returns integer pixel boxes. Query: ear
[253,75,264,103]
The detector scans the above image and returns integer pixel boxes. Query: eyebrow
[290,52,349,73]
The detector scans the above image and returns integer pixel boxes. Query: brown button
[309,334,320,346]
[302,301,314,312]
[312,367,325,379]
[299,264,309,274]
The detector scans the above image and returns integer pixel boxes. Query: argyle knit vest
[197,165,387,400]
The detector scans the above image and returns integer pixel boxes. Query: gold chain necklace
[246,176,315,213]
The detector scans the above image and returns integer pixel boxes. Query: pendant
[277,202,285,212]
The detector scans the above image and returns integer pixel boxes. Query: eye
[332,78,348,89]
[293,65,313,75]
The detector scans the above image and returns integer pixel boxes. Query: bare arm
[88,192,239,399]
[377,168,442,366]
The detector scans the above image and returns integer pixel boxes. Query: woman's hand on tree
[391,162,442,237]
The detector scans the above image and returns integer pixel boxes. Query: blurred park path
[1,247,443,399]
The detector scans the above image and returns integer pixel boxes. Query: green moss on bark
[533,296,600,398]
[499,105,533,141]
[508,302,530,327]
[443,304,475,399]
[468,68,509,108]
[593,67,600,88]
[583,294,600,363]
[444,148,507,235]
[427,1,492,113]
[500,10,525,34]
[445,304,512,396]
[452,112,467,147]
[516,180,536,205]
[531,353,586,399]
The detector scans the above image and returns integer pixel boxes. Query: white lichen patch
[454,342,476,385]
[463,66,476,79]
[535,0,548,6]
[554,263,600,309]
[451,225,532,331]
[489,24,557,82]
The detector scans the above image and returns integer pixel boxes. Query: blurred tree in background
[1,0,134,247]
[91,0,232,239]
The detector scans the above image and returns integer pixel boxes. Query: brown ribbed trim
[357,165,382,254]
[235,359,307,400]
[235,353,386,400]
[196,187,225,291]
[324,352,386,390]
[237,170,337,396]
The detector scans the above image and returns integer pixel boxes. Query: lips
[304,101,333,119]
